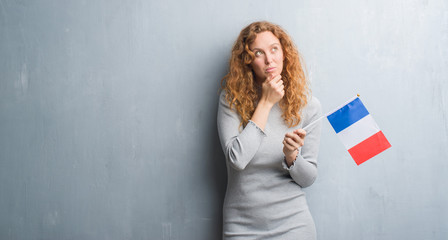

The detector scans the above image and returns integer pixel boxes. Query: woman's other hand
[283,129,306,167]
[260,74,284,107]
[250,74,284,131]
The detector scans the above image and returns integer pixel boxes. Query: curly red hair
[221,21,310,128]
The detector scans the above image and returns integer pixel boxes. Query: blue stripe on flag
[327,97,369,133]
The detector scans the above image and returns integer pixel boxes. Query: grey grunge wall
[1,0,447,239]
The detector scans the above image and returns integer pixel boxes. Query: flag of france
[327,97,391,165]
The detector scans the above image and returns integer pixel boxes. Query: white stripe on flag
[337,115,381,149]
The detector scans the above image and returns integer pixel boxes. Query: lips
[265,67,276,73]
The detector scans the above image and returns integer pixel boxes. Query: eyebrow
[250,43,281,51]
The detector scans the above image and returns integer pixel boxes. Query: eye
[254,50,263,57]
[271,47,278,53]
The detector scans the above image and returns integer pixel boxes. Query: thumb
[267,73,276,82]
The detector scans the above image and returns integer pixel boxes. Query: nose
[265,53,273,65]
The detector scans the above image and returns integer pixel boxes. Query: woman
[217,21,322,239]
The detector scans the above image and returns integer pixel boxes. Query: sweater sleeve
[282,97,322,188]
[217,91,267,171]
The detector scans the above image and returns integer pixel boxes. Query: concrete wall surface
[1,0,447,239]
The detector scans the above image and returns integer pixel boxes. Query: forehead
[250,31,281,48]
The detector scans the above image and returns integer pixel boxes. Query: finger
[285,132,301,142]
[268,77,277,87]
[275,86,284,95]
[285,137,300,150]
[287,133,305,147]
[275,85,284,95]
[297,138,304,147]
[294,129,307,138]
[278,83,284,91]
[275,76,283,85]
[284,132,296,140]
[265,73,275,83]
[287,135,304,149]
[275,80,284,89]
[283,139,297,151]
[270,74,281,84]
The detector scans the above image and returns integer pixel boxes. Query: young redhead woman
[217,21,322,239]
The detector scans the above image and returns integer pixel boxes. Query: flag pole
[302,94,360,132]
[302,115,325,132]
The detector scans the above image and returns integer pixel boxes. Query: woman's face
[249,31,284,82]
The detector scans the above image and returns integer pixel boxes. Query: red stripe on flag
[348,131,391,165]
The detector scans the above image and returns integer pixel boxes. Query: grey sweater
[217,91,322,240]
